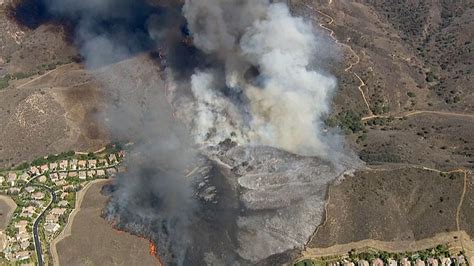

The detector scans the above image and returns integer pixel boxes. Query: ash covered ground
[104,142,350,265]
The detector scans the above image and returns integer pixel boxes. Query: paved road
[31,185,56,266]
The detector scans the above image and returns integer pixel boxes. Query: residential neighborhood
[0,147,125,264]
[296,246,468,266]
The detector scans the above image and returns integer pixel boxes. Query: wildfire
[149,241,164,266]
[149,242,157,256]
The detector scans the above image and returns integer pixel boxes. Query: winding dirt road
[15,64,72,90]
[362,110,474,121]
[304,3,373,116]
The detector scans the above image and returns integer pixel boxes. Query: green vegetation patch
[0,74,11,90]
[326,110,365,134]
[31,151,75,166]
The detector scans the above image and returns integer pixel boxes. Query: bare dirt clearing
[0,195,16,230]
[54,180,158,266]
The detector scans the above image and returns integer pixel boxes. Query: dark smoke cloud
[10,0,181,68]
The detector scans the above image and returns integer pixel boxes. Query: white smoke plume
[183,1,340,160]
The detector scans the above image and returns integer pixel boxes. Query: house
[427,258,438,266]
[118,150,126,158]
[50,172,59,182]
[38,175,47,183]
[87,170,96,178]
[96,169,106,177]
[98,159,108,167]
[18,172,29,182]
[62,185,75,192]
[106,168,117,176]
[49,162,58,171]
[0,176,4,184]
[59,160,68,170]
[25,186,35,193]
[108,154,117,164]
[30,200,44,209]
[29,166,39,176]
[373,258,384,266]
[54,180,67,187]
[44,223,60,233]
[40,164,49,173]
[77,160,87,169]
[17,232,30,242]
[51,208,67,216]
[117,166,126,173]
[31,191,45,200]
[8,187,20,195]
[15,220,28,229]
[401,258,411,266]
[15,221,29,235]
[88,160,97,168]
[17,226,27,236]
[7,172,17,182]
[14,251,31,260]
[59,172,67,180]
[70,159,78,170]
[78,171,87,180]
[415,259,426,266]
[46,214,58,223]
[357,260,369,266]
[68,171,78,178]
[60,192,69,200]
[58,200,69,207]
[20,240,30,250]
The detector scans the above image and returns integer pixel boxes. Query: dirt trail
[362,110,474,121]
[456,170,469,232]
[302,231,474,260]
[305,3,373,116]
[15,64,73,90]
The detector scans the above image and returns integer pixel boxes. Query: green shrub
[332,110,365,134]
[0,75,11,89]
[426,72,436,82]
[12,71,37,80]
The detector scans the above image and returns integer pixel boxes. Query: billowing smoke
[10,0,201,262]
[182,1,341,159]
[10,0,355,264]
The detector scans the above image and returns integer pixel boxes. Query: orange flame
[149,241,164,266]
[149,242,157,256]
